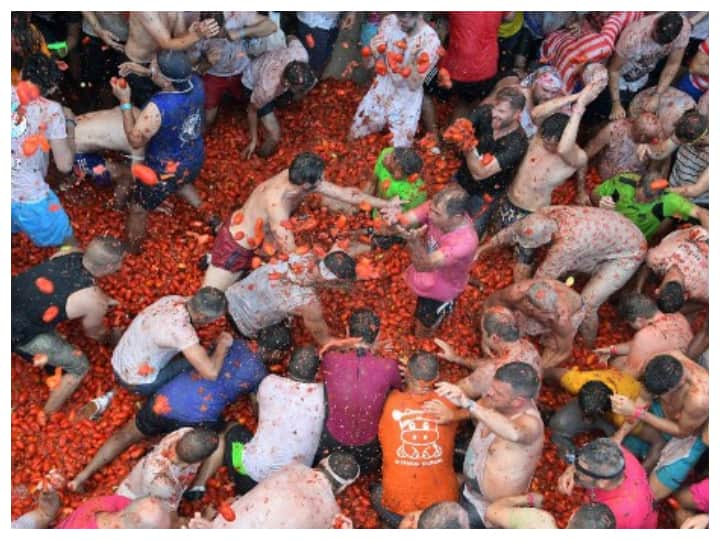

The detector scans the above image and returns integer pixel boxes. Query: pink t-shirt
[405,202,479,302]
[689,477,709,513]
[593,448,657,529]
[56,495,131,529]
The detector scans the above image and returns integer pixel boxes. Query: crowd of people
[11,10,709,529]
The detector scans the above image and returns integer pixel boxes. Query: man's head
[567,502,616,529]
[187,287,227,326]
[320,251,357,284]
[407,351,439,387]
[429,186,469,231]
[641,354,683,396]
[176,428,220,464]
[674,110,708,146]
[289,152,325,190]
[530,67,563,104]
[574,437,625,491]
[396,12,422,33]
[83,236,126,277]
[287,345,320,382]
[20,53,63,97]
[526,281,560,313]
[631,112,662,144]
[492,87,525,130]
[257,323,293,364]
[283,60,317,101]
[118,496,172,529]
[153,50,193,91]
[348,308,381,345]
[480,307,520,355]
[617,293,658,330]
[318,451,360,495]
[657,280,686,313]
[386,147,423,179]
[539,113,570,152]
[417,502,470,529]
[578,381,613,420]
[651,12,684,45]
[513,214,557,250]
[486,362,540,412]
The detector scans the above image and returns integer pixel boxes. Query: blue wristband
[120,102,132,111]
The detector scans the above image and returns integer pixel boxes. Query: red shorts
[210,221,254,272]
[203,73,246,110]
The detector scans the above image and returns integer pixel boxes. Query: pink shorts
[689,478,709,513]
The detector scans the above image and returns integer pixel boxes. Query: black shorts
[135,397,224,437]
[126,70,159,109]
[424,66,497,104]
[134,164,202,211]
[315,424,382,475]
[490,196,536,264]
[415,296,454,328]
[223,423,258,494]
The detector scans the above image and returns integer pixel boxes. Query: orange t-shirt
[378,390,459,515]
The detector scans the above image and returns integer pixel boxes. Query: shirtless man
[56,495,170,529]
[203,152,399,291]
[485,496,616,529]
[122,12,219,107]
[637,226,708,312]
[431,362,544,528]
[628,86,696,139]
[596,293,692,379]
[483,278,584,367]
[612,351,709,500]
[477,206,647,345]
[434,307,541,398]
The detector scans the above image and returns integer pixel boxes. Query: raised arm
[181,332,233,381]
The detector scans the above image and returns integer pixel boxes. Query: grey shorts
[14,332,89,377]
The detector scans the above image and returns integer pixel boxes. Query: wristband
[633,405,647,421]
[120,102,132,111]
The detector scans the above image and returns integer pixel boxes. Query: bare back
[622,314,693,378]
[598,120,647,180]
[659,356,709,434]
[126,12,183,63]
[75,106,140,155]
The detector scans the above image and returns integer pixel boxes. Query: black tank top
[11,252,95,347]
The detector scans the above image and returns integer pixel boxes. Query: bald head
[119,496,171,529]
[418,502,470,529]
[83,236,126,277]
[632,113,661,143]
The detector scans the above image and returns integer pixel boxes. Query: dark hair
[434,186,469,217]
[657,281,685,313]
[199,12,225,27]
[653,13,684,45]
[349,308,381,344]
[496,86,527,112]
[482,310,520,342]
[257,323,292,352]
[393,147,423,177]
[323,251,356,281]
[674,110,708,144]
[283,61,316,94]
[288,345,320,382]
[327,451,360,482]
[188,287,227,320]
[418,502,470,529]
[577,437,625,481]
[617,293,658,323]
[157,49,193,91]
[176,428,219,463]
[21,53,63,96]
[408,351,439,382]
[540,113,570,141]
[578,381,613,418]
[568,502,616,529]
[642,354,683,395]
[494,362,540,399]
[289,152,325,186]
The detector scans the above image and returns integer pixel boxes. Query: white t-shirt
[297,12,341,31]
[11,88,66,203]
[116,428,200,509]
[242,375,325,481]
[212,462,342,528]
[111,296,199,385]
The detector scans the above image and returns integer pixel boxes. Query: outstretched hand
[434,381,472,409]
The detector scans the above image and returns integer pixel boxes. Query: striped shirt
[541,12,644,94]
[689,40,709,92]
[669,143,709,205]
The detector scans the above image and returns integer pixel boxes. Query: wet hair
[85,236,126,270]
[21,53,63,96]
[527,282,559,312]
[539,113,570,141]
[176,428,219,463]
[642,354,683,395]
[327,451,360,482]
[188,287,227,320]
[617,293,658,323]
[289,152,325,186]
[653,13,684,45]
[482,310,520,342]
[408,351,439,382]
[199,12,225,27]
[576,437,625,481]
[283,61,316,94]
[578,381,613,418]
[393,147,423,177]
[567,502,616,529]
[494,362,540,399]
[418,502,470,529]
[157,49,193,91]
[288,345,320,382]
[257,323,293,352]
[657,281,685,313]
[674,110,708,144]
[323,251,357,281]
[496,86,526,112]
[349,308,381,344]
[434,186,469,217]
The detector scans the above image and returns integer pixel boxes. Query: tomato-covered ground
[11,79,689,527]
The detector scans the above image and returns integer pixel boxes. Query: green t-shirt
[593,173,696,239]
[373,147,427,214]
